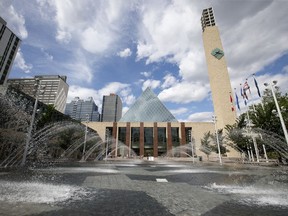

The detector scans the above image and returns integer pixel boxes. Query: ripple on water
[0,180,89,204]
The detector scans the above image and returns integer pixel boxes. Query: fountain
[227,127,288,164]
[1,88,288,215]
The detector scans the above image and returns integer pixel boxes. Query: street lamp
[212,115,222,165]
[81,114,89,161]
[264,81,288,146]
[21,78,45,166]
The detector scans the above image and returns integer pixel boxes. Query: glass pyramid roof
[119,88,178,122]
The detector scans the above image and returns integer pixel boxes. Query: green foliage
[200,131,212,160]
[57,128,84,150]
[225,86,288,161]
[36,104,72,129]
[200,129,229,159]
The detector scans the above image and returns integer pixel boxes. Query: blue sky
[1,0,288,122]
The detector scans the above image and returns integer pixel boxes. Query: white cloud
[14,49,33,73]
[119,87,136,106]
[136,1,200,64]
[0,3,28,39]
[220,1,288,80]
[188,112,213,122]
[122,106,130,116]
[140,71,152,78]
[159,82,210,103]
[123,94,136,106]
[142,79,161,91]
[99,82,130,96]
[161,74,177,89]
[117,48,132,58]
[56,30,72,44]
[40,48,53,61]
[65,62,93,83]
[283,65,288,74]
[179,51,207,82]
[67,85,98,103]
[81,27,115,53]
[51,0,132,54]
[170,107,189,116]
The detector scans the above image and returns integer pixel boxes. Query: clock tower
[201,7,236,129]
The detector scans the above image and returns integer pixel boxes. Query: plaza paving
[0,159,288,215]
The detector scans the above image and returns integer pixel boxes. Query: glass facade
[118,127,126,144]
[131,127,140,155]
[119,88,177,122]
[144,127,153,156]
[65,97,100,121]
[157,127,167,155]
[101,94,122,122]
[0,17,21,85]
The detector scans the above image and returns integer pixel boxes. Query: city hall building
[86,8,238,160]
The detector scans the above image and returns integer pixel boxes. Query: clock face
[211,48,224,60]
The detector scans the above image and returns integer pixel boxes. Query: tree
[200,131,212,160]
[210,129,228,155]
[226,86,288,161]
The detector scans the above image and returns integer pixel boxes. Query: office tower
[65,97,100,122]
[201,7,236,129]
[120,87,177,122]
[0,17,21,85]
[101,93,122,122]
[7,75,69,113]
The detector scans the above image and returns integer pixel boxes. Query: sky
[1,0,288,122]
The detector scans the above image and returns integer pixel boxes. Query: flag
[243,90,248,100]
[240,83,248,100]
[240,84,244,99]
[253,76,261,97]
[243,80,251,95]
[235,92,240,111]
[229,93,235,111]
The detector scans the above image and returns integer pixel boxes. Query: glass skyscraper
[0,16,21,85]
[101,93,122,122]
[65,97,100,122]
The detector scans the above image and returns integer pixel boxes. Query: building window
[131,127,140,155]
[144,127,153,156]
[157,127,166,155]
[171,127,180,147]
[118,127,126,144]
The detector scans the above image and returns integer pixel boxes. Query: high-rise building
[101,93,122,122]
[120,88,177,122]
[65,97,100,122]
[0,17,21,85]
[7,75,69,113]
[201,7,236,129]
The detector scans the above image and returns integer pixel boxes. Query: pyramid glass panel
[119,88,178,122]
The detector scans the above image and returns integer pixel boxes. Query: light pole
[81,114,89,161]
[21,78,44,166]
[212,115,222,165]
[264,81,288,146]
